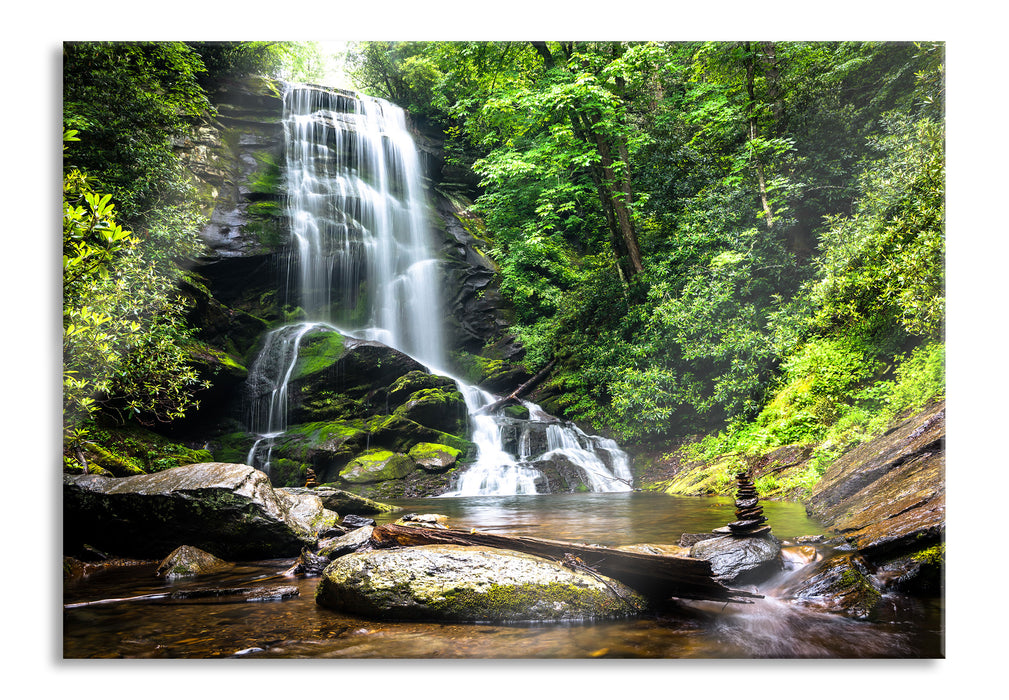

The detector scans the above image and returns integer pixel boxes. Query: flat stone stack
[714,471,771,537]
[304,468,319,489]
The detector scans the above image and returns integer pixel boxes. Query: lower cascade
[242,82,632,496]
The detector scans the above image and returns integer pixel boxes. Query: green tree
[63,142,207,464]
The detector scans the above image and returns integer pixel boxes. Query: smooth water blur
[377,491,826,544]
[62,492,942,658]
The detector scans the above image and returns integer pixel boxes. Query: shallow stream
[62,492,943,658]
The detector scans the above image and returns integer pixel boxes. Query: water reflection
[377,491,827,545]
[63,492,942,659]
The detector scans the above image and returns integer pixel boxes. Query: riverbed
[62,492,943,658]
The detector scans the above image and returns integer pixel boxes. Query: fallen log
[370,523,762,604]
[476,359,556,415]
[63,584,299,609]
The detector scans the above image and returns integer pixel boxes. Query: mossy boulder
[387,370,457,405]
[340,464,467,500]
[309,487,399,515]
[316,545,648,622]
[408,442,462,471]
[71,424,215,477]
[340,449,416,484]
[875,543,944,595]
[450,351,530,394]
[649,453,744,497]
[501,403,530,420]
[392,386,468,436]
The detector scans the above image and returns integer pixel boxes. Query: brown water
[62,492,943,658]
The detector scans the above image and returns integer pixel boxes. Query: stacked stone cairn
[304,468,319,489]
[714,471,771,537]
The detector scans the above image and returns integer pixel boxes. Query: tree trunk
[744,42,775,230]
[761,42,784,133]
[531,41,644,279]
[476,359,556,415]
[370,523,762,603]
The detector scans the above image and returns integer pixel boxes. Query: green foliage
[63,168,208,434]
[62,44,226,468]
[185,41,322,86]
[60,41,945,492]
[63,42,210,227]
[802,114,945,341]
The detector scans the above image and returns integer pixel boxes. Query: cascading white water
[282,86,443,364]
[245,82,633,496]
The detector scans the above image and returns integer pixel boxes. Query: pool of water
[62,492,943,658]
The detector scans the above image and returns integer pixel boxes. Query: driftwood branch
[370,524,761,604]
[477,359,557,415]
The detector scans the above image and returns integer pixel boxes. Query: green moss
[292,331,346,379]
[340,449,416,483]
[911,543,945,566]
[268,458,308,487]
[450,351,512,386]
[77,424,215,475]
[247,151,283,195]
[185,339,248,377]
[387,370,456,403]
[408,442,461,462]
[654,453,742,496]
[501,404,530,420]
[837,567,883,610]
[431,581,646,621]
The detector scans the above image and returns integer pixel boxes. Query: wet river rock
[688,533,782,584]
[316,544,648,622]
[805,400,945,562]
[781,552,883,619]
[63,463,337,560]
[156,545,233,579]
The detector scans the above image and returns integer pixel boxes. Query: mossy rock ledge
[316,544,648,623]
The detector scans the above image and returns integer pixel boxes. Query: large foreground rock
[316,544,648,622]
[689,533,782,584]
[805,400,944,562]
[63,463,336,560]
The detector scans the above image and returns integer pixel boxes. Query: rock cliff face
[211,325,475,495]
[180,77,521,369]
[170,78,526,483]
[804,399,945,564]
[178,75,288,260]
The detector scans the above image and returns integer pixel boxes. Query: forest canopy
[61,40,944,481]
[347,41,944,452]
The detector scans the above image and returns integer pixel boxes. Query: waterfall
[244,82,632,496]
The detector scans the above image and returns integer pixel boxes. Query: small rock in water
[342,514,377,529]
[679,533,719,547]
[690,533,782,584]
[318,525,375,559]
[286,546,331,576]
[232,647,264,656]
[156,545,232,579]
[397,513,449,529]
[318,525,349,539]
[168,584,299,603]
